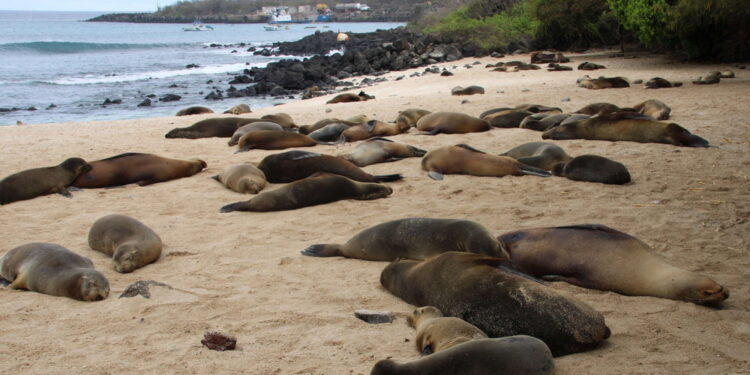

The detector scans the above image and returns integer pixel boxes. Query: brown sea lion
[88,214,162,273]
[0,157,91,205]
[531,51,569,64]
[410,306,488,354]
[552,154,631,185]
[301,218,508,260]
[501,142,572,170]
[371,336,554,375]
[339,120,410,142]
[72,153,207,188]
[421,144,551,180]
[326,90,374,104]
[577,62,605,70]
[257,150,403,183]
[261,113,296,129]
[542,112,710,147]
[223,103,251,115]
[175,106,214,116]
[228,121,285,146]
[339,138,426,167]
[220,173,392,212]
[520,113,571,131]
[714,71,735,78]
[235,130,318,152]
[633,99,671,121]
[547,63,573,71]
[395,108,431,128]
[644,77,681,89]
[451,85,485,96]
[481,104,560,119]
[416,112,490,135]
[498,224,729,304]
[308,122,352,142]
[577,75,630,89]
[380,252,611,356]
[298,116,365,135]
[504,61,541,70]
[692,72,721,85]
[211,163,267,194]
[481,109,533,128]
[165,117,261,139]
[574,102,624,115]
[0,243,109,301]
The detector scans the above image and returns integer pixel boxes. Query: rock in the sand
[137,99,152,107]
[201,332,237,351]
[160,94,181,102]
[119,280,173,299]
[354,309,394,324]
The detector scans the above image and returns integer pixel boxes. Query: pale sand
[1,52,748,374]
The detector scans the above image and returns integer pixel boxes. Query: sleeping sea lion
[261,113,296,130]
[88,214,162,273]
[308,123,352,142]
[212,163,267,194]
[326,91,374,104]
[633,99,671,120]
[692,72,721,85]
[0,157,91,205]
[574,102,625,115]
[501,142,572,170]
[498,224,729,304]
[410,306,488,354]
[175,106,214,116]
[416,112,490,135]
[577,75,630,89]
[339,120,410,142]
[235,130,318,152]
[451,85,485,96]
[72,153,206,188]
[228,121,284,146]
[422,144,551,180]
[481,109,532,128]
[644,77,682,89]
[220,173,392,212]
[301,218,508,260]
[395,108,431,128]
[339,138,426,167]
[380,252,611,356]
[577,62,605,70]
[552,154,631,185]
[257,150,403,183]
[298,117,364,135]
[165,117,262,139]
[520,113,571,131]
[223,103,251,115]
[0,243,109,301]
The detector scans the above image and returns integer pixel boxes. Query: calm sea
[0,10,403,126]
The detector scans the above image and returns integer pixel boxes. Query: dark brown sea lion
[228,121,285,146]
[577,62,606,70]
[211,163,267,194]
[72,153,207,188]
[165,117,261,139]
[298,116,364,135]
[422,144,551,180]
[504,61,541,70]
[501,142,572,170]
[0,157,91,205]
[520,113,571,131]
[395,108,431,128]
[0,243,109,301]
[411,306,488,354]
[371,336,554,375]
[220,173,392,212]
[498,224,729,304]
[235,130,318,152]
[633,99,671,121]
[451,85,485,96]
[547,63,573,71]
[301,218,508,260]
[261,113,297,129]
[577,75,630,89]
[308,123,352,142]
[175,106,214,116]
[380,252,611,356]
[223,103,251,115]
[644,77,681,89]
[542,112,710,147]
[692,72,721,85]
[339,138,426,167]
[416,112,490,135]
[257,150,403,183]
[326,90,375,104]
[552,154,631,185]
[574,102,627,115]
[481,109,533,128]
[339,120,410,142]
[481,104,560,119]
[88,214,162,273]
[531,51,569,64]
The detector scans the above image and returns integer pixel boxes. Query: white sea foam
[47,63,265,85]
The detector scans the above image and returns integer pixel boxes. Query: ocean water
[0,10,403,126]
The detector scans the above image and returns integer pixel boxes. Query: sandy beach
[1,51,748,374]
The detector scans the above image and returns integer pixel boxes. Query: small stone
[521,88,530,92]
[354,309,394,324]
[561,97,570,102]
[137,98,152,107]
[201,331,237,351]
[325,108,332,113]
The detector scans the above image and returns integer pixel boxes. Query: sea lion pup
[451,85,485,96]
[220,173,392,212]
[542,112,711,147]
[257,150,403,183]
[481,109,533,128]
[633,99,671,121]
[176,106,214,116]
[577,75,630,89]
[165,117,262,139]
[552,154,631,185]
[371,336,554,375]
[644,77,682,89]
[577,61,606,70]
[326,90,375,104]
[261,113,297,130]
[416,112,490,135]
[298,116,365,134]
[422,144,551,180]
[212,163,267,194]
[72,153,207,188]
[0,243,109,301]
[395,108,431,128]
[0,157,91,205]
[692,72,721,85]
[574,102,637,116]
[235,130,319,152]
[501,142,573,170]
[88,214,162,273]
[301,218,508,260]
[520,113,571,131]
[339,138,426,167]
[228,121,285,146]
[411,306,488,354]
[223,103,251,115]
[339,120,410,142]
[380,252,611,356]
[497,224,729,304]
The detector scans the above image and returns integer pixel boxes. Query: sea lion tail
[373,174,403,182]
[220,202,245,213]
[300,244,342,257]
[518,164,552,177]
[211,175,221,182]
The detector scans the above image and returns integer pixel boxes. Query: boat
[264,24,282,31]
[267,6,293,24]
[183,21,214,31]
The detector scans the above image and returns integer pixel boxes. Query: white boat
[267,6,293,23]
[264,24,281,31]
[183,21,214,31]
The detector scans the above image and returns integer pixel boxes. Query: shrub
[530,0,620,50]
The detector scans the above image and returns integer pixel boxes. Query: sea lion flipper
[0,278,10,287]
[518,164,552,177]
[368,137,394,143]
[373,174,403,182]
[541,274,593,289]
[427,171,444,180]
[455,144,486,154]
[421,344,433,356]
[300,244,342,257]
[211,175,221,182]
[220,201,244,213]
[58,187,74,198]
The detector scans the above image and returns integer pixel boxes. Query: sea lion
[501,142,572,170]
[577,62,605,70]
[577,75,630,89]
[395,108,431,128]
[165,117,262,139]
[175,106,214,116]
[326,90,374,104]
[212,163,267,194]
[547,63,573,71]
[339,138,426,167]
[72,153,207,188]
[339,120,410,142]
[692,72,721,85]
[520,113,571,131]
[380,252,611,356]
[422,144,551,180]
[298,117,364,135]
[504,61,541,70]
[451,85,485,96]
[574,102,625,115]
[88,214,162,273]
[223,103,251,115]
[235,130,318,152]
[0,157,91,205]
[228,121,285,146]
[531,51,569,64]
[497,224,729,304]
[633,99,671,121]
[542,112,710,147]
[308,122,352,142]
[261,113,296,129]
[301,218,508,260]
[714,70,735,78]
[220,173,392,212]
[416,112,490,135]
[371,336,554,375]
[480,104,560,119]
[257,150,403,183]
[552,154,631,185]
[0,243,109,301]
[560,114,591,125]
[481,109,533,128]
[411,306,488,354]
[644,77,682,89]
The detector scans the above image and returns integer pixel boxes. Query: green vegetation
[607,0,673,48]
[530,0,619,50]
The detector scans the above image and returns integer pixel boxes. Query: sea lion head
[60,157,92,175]
[542,123,578,140]
[370,359,398,375]
[239,179,264,194]
[409,306,443,327]
[380,258,416,292]
[77,270,110,301]
[190,159,208,172]
[361,184,393,200]
[678,277,729,304]
[113,243,140,273]
[551,162,567,177]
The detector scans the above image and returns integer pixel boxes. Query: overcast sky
[0,0,181,12]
